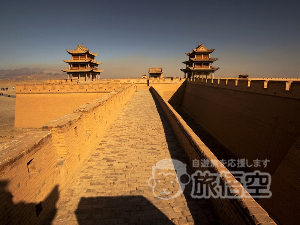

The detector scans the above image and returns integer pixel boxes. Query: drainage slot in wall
[35,202,43,217]
[27,159,36,173]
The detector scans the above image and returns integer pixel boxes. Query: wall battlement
[0,84,135,224]
[183,79,300,225]
[188,78,300,99]
[16,83,124,94]
[150,86,276,225]
[47,77,186,84]
[20,78,186,94]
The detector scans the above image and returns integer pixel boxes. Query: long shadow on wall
[149,90,219,225]
[167,82,251,174]
[167,80,187,110]
[0,180,59,224]
[75,195,174,225]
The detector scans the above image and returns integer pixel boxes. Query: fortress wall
[257,135,300,225]
[151,83,186,104]
[150,86,276,225]
[182,78,300,225]
[182,78,300,174]
[115,77,187,99]
[16,82,122,93]
[0,131,60,224]
[14,79,186,129]
[15,82,123,128]
[15,93,107,128]
[0,84,135,224]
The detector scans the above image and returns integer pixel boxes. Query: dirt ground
[0,81,42,144]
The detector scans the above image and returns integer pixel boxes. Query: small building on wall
[61,44,104,82]
[149,68,163,78]
[181,43,219,78]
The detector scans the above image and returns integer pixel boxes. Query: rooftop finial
[198,42,200,46]
[82,43,84,47]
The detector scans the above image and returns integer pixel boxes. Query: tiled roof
[181,67,220,72]
[62,59,102,65]
[66,44,98,56]
[186,43,215,55]
[149,68,163,73]
[60,68,103,73]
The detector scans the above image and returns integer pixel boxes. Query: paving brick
[49,90,218,224]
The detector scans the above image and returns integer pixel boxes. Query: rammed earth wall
[14,82,128,128]
[150,86,276,225]
[0,84,135,224]
[181,78,300,225]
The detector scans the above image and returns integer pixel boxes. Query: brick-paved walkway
[50,89,218,225]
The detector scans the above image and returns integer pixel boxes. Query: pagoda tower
[181,43,219,78]
[61,44,104,82]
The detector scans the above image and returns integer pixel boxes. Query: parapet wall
[184,78,300,174]
[150,86,276,225]
[0,84,135,224]
[14,82,130,128]
[188,77,300,99]
[117,77,186,84]
[15,78,186,128]
[16,82,125,94]
[183,78,300,225]
[46,77,186,86]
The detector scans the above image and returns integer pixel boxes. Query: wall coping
[0,131,51,171]
[188,78,300,99]
[42,113,83,130]
[150,86,276,224]
[0,84,134,173]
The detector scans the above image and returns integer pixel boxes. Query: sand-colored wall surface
[14,79,186,128]
[150,86,275,225]
[15,93,107,128]
[182,78,300,225]
[182,78,300,174]
[0,84,135,224]
[2,76,299,224]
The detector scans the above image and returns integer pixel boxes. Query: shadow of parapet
[173,108,252,173]
[167,80,187,110]
[149,90,219,225]
[0,180,59,225]
[75,195,175,225]
[149,87,277,225]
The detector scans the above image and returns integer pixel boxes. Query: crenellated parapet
[188,77,300,99]
[16,82,125,94]
[1,84,136,224]
[117,77,186,84]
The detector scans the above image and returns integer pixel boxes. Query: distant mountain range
[0,68,65,81]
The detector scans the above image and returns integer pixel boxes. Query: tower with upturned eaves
[61,44,104,82]
[181,43,219,78]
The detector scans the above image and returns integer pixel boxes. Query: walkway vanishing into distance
[49,89,218,225]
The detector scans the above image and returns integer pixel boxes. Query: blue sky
[0,0,299,78]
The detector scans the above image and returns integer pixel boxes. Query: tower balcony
[182,66,220,72]
[182,58,218,64]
